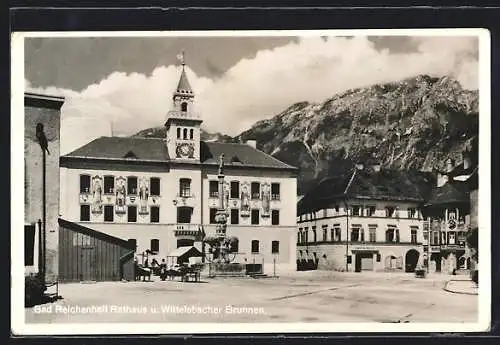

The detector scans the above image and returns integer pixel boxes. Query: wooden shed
[166,246,202,267]
[58,218,135,282]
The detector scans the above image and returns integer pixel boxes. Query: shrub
[25,275,46,307]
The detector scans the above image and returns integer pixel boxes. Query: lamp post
[344,200,350,272]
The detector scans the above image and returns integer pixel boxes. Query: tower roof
[174,64,194,96]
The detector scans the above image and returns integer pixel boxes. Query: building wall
[60,161,297,274]
[470,189,478,229]
[297,243,423,272]
[25,100,62,279]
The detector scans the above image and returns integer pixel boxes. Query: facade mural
[91,176,103,214]
[115,176,126,214]
[138,177,149,214]
[240,182,250,216]
[261,182,271,217]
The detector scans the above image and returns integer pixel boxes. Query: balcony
[173,194,197,208]
[166,110,201,121]
[173,223,202,237]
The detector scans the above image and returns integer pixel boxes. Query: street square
[25,271,477,324]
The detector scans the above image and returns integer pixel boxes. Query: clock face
[176,142,194,158]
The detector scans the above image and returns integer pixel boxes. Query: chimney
[371,162,381,172]
[246,140,257,149]
[446,158,454,173]
[462,150,471,170]
[355,163,364,170]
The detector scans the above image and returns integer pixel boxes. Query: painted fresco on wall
[115,176,126,214]
[139,177,149,214]
[261,182,271,217]
[91,175,103,214]
[224,181,230,211]
[240,182,250,216]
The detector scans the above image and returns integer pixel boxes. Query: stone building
[24,92,65,280]
[59,62,298,277]
[296,163,434,273]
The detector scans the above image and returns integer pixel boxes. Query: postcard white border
[11,28,491,335]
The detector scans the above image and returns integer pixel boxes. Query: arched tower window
[176,128,181,139]
[183,128,188,140]
[189,129,194,140]
[181,102,188,112]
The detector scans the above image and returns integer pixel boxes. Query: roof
[58,218,136,250]
[63,136,170,162]
[175,67,193,95]
[448,164,476,178]
[62,136,297,170]
[166,246,202,258]
[25,92,65,110]
[298,168,432,213]
[425,180,470,207]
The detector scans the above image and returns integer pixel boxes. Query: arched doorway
[405,249,420,272]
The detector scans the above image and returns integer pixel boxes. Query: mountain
[133,75,479,195]
[236,75,479,194]
[132,127,234,143]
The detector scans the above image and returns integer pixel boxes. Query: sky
[24,34,479,155]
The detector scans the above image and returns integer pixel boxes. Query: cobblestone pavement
[25,271,478,324]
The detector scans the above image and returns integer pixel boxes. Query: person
[144,258,149,268]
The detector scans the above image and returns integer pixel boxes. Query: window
[369,226,377,242]
[230,181,239,199]
[271,210,280,225]
[312,227,317,243]
[150,206,160,223]
[251,209,260,225]
[150,177,160,196]
[432,231,440,245]
[386,228,396,243]
[177,239,194,248]
[177,127,181,139]
[304,227,309,243]
[251,182,260,199]
[104,205,114,222]
[351,228,360,242]
[395,229,400,243]
[352,205,361,216]
[189,128,193,140]
[104,176,114,194]
[209,181,219,198]
[80,205,90,221]
[80,175,91,193]
[230,209,239,225]
[360,228,365,242]
[128,239,137,251]
[177,207,192,223]
[251,240,260,253]
[322,226,328,242]
[127,177,138,195]
[334,205,340,214]
[271,183,280,200]
[411,228,418,244]
[448,232,456,245]
[127,206,137,222]
[181,102,188,112]
[271,240,280,254]
[183,128,188,140]
[297,231,301,244]
[441,231,447,245]
[408,208,417,218]
[367,205,376,217]
[150,239,160,253]
[209,208,218,224]
[385,206,395,217]
[179,178,191,197]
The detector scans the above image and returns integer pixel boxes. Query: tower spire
[174,50,193,96]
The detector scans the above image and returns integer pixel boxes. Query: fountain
[203,154,245,277]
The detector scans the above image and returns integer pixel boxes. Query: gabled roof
[63,136,170,162]
[61,136,297,170]
[425,180,470,207]
[298,168,432,213]
[201,141,296,170]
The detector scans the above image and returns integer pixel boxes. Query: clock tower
[165,54,202,161]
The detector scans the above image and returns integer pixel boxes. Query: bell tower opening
[181,102,188,112]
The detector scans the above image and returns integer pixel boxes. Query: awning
[166,246,202,258]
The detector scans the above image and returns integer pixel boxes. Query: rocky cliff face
[134,75,479,195]
[236,75,478,194]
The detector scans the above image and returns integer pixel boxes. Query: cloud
[26,35,479,155]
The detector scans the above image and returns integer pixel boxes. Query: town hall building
[59,61,298,276]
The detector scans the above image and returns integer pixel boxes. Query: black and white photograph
[11,29,490,334]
